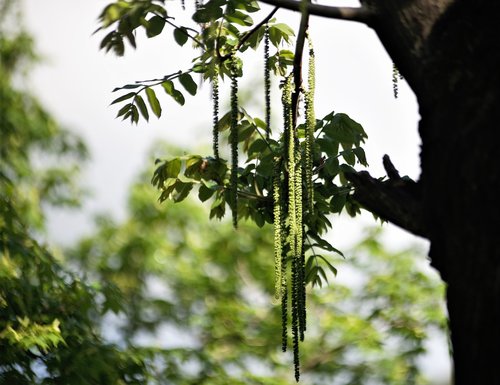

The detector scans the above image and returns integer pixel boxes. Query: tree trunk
[350,1,500,383]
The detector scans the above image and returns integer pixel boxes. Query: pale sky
[21,0,449,382]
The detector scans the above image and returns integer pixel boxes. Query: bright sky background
[21,0,449,382]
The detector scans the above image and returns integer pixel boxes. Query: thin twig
[219,6,280,61]
[236,6,279,51]
[156,14,206,48]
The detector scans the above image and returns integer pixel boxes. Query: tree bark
[350,1,500,383]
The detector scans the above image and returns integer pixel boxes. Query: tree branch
[258,0,375,25]
[345,155,427,238]
[291,0,309,127]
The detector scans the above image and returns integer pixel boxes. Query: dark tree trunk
[351,1,500,383]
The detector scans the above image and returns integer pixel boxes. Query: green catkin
[273,158,283,301]
[299,236,306,341]
[281,73,307,380]
[281,188,288,353]
[295,158,306,341]
[285,74,302,382]
[281,75,294,353]
[305,35,315,214]
[292,156,302,382]
[291,252,300,382]
[264,24,271,140]
[392,63,399,99]
[295,154,303,262]
[281,277,288,352]
[230,55,239,228]
[212,67,220,159]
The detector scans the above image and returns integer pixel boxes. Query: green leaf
[273,23,295,40]
[306,265,318,284]
[161,81,185,106]
[324,113,367,146]
[341,149,356,166]
[178,73,197,96]
[125,31,136,49]
[317,255,338,276]
[145,88,162,117]
[255,155,274,177]
[173,182,193,202]
[225,11,253,27]
[131,104,139,124]
[268,23,295,47]
[100,31,115,50]
[111,92,136,105]
[247,138,268,156]
[113,84,142,92]
[198,184,215,202]
[146,16,166,38]
[331,193,347,213]
[134,94,149,121]
[100,3,125,27]
[116,103,132,118]
[353,147,368,166]
[192,4,223,23]
[173,28,189,46]
[228,0,260,13]
[165,158,182,178]
[308,232,344,257]
[316,138,339,157]
[323,157,340,176]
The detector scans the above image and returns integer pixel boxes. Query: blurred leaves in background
[1,1,147,383]
[68,165,446,384]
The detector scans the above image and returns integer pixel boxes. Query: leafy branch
[110,69,197,123]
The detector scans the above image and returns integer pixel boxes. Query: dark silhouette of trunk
[351,1,500,383]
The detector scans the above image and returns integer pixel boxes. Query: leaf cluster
[98,0,296,124]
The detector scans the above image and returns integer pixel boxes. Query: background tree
[68,146,447,385]
[95,0,500,384]
[1,2,149,382]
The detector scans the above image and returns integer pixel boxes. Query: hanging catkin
[292,151,302,382]
[295,155,306,342]
[230,55,239,228]
[264,24,271,139]
[305,34,315,214]
[281,75,294,353]
[283,74,304,382]
[392,62,403,99]
[212,66,220,159]
[273,158,283,301]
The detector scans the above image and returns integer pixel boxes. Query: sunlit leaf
[146,87,162,117]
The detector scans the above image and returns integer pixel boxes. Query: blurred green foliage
[69,165,446,384]
[1,2,148,383]
[0,0,87,231]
